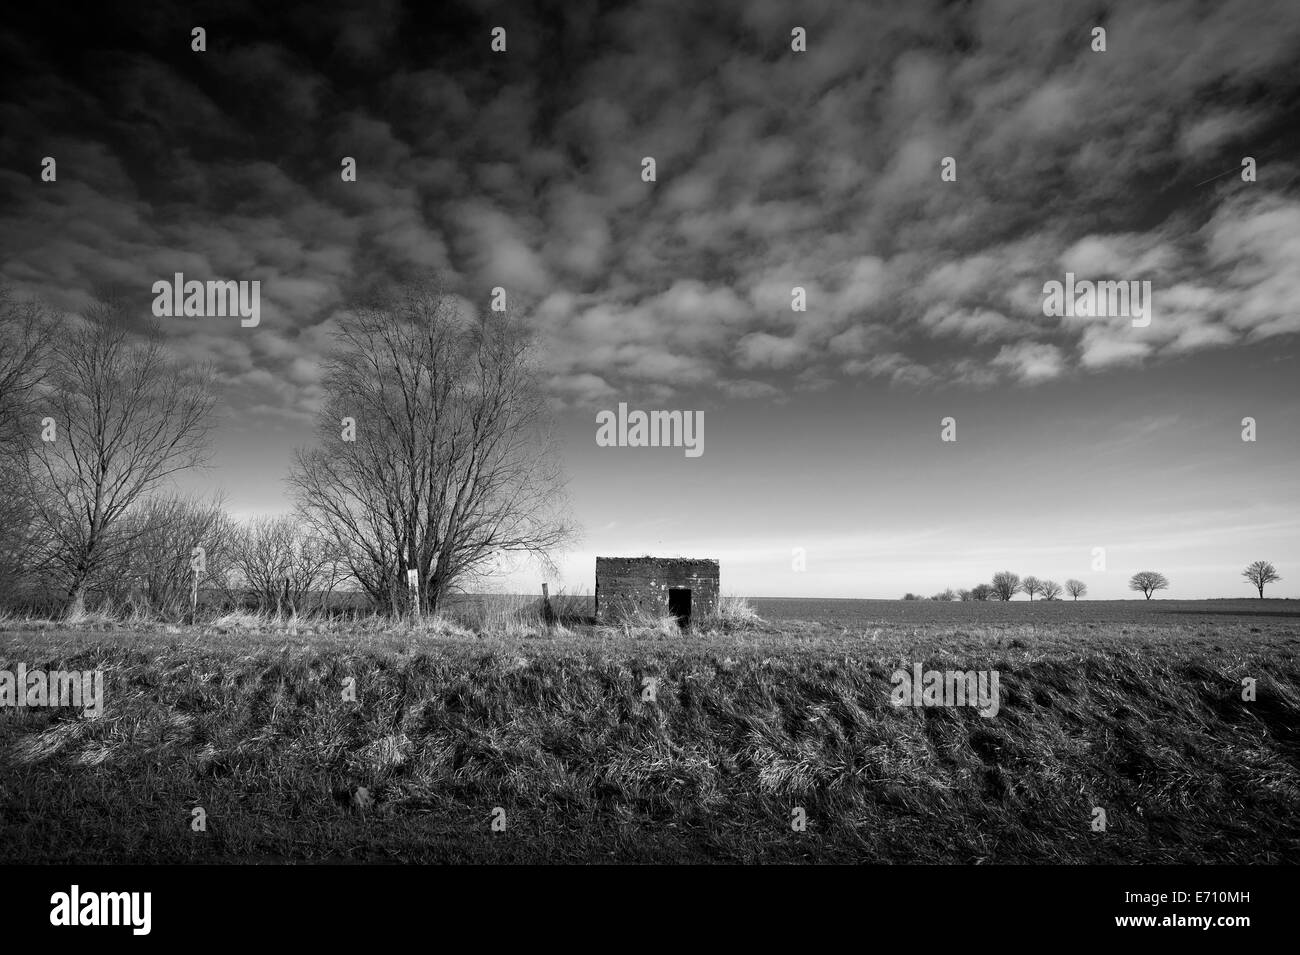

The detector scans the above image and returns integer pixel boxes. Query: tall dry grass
[3,617,1296,863]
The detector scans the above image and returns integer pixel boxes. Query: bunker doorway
[668,588,692,628]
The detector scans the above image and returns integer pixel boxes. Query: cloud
[1079,331,1154,370]
[843,352,933,386]
[920,306,1019,343]
[547,372,617,406]
[736,332,806,371]
[991,342,1066,384]
[1205,194,1300,340]
[1,0,1298,415]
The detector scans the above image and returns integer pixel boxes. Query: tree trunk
[66,583,87,619]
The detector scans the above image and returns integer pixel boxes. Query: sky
[1,0,1298,599]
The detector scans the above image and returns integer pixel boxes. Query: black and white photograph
[0,0,1296,931]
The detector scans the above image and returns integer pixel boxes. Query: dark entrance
[668,588,692,627]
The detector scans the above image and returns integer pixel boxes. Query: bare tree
[98,495,234,617]
[957,589,973,601]
[229,516,344,615]
[0,291,56,604]
[290,284,574,615]
[1065,579,1087,600]
[1040,579,1063,601]
[1129,571,1169,600]
[28,303,217,615]
[990,571,1021,601]
[931,588,956,601]
[1241,560,1281,598]
[1021,575,1043,601]
[0,290,50,458]
[970,583,993,601]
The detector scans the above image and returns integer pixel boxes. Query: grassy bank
[1,620,1298,863]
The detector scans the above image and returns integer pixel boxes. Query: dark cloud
[1,0,1298,422]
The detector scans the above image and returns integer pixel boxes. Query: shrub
[705,593,762,632]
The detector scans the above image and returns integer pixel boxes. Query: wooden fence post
[541,582,555,626]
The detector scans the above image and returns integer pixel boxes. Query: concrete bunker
[595,556,720,626]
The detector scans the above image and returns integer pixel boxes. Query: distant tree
[902,592,922,601]
[102,495,234,616]
[958,589,973,601]
[990,571,1021,601]
[970,583,993,601]
[1021,575,1043,601]
[931,588,956,601]
[1065,579,1087,600]
[1241,560,1281,598]
[1040,579,1063,601]
[230,516,345,615]
[1129,571,1169,600]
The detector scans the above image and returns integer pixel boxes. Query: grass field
[1,599,1298,863]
